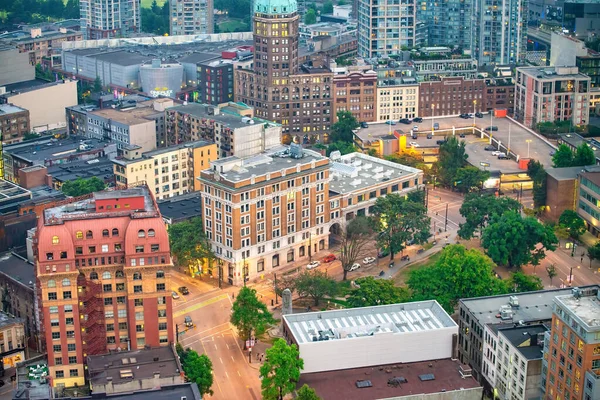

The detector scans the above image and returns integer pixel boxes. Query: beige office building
[376,80,419,122]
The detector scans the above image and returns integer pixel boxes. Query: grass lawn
[393,251,441,286]
[218,18,248,32]
[141,0,166,8]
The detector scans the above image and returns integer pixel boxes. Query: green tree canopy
[373,193,431,260]
[93,76,103,93]
[295,270,338,306]
[407,245,508,313]
[326,141,355,156]
[573,143,596,166]
[558,209,586,239]
[552,144,574,168]
[178,348,214,396]
[458,193,521,240]
[260,339,304,400]
[296,384,321,400]
[552,143,595,168]
[230,287,276,342]
[587,241,600,268]
[322,1,334,13]
[330,111,359,143]
[385,152,424,168]
[546,264,558,286]
[61,177,106,197]
[453,166,490,193]
[304,8,317,24]
[168,217,214,270]
[482,211,558,268]
[509,271,543,293]
[431,136,468,187]
[338,216,375,280]
[347,276,411,307]
[528,159,547,208]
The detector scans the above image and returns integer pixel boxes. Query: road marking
[231,355,235,362]
[220,357,223,364]
[214,344,218,350]
[201,339,223,396]
[173,294,229,317]
[238,370,241,377]
[225,371,229,379]
[226,343,229,349]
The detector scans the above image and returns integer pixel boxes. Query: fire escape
[77,274,107,357]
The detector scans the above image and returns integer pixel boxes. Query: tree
[509,271,543,292]
[546,264,558,286]
[558,210,586,239]
[528,159,547,208]
[554,224,570,244]
[482,211,558,269]
[304,8,317,24]
[296,384,321,400]
[230,286,276,344]
[453,166,490,193]
[347,277,411,307]
[179,349,214,396]
[385,152,424,168]
[322,1,334,13]
[587,241,600,268]
[326,141,355,156]
[552,144,574,168]
[573,143,596,166]
[273,274,296,298]
[61,177,106,197]
[295,270,338,307]
[93,76,103,93]
[458,193,521,240]
[431,136,467,187]
[373,193,431,261]
[330,111,359,143]
[408,245,508,313]
[338,217,374,281]
[168,217,214,272]
[260,339,304,400]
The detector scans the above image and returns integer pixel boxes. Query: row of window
[70,229,155,241]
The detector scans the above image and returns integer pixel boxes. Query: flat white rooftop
[283,300,455,345]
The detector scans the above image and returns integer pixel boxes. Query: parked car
[412,134,418,140]
[399,118,411,124]
[385,120,397,125]
[172,291,180,299]
[459,133,466,138]
[484,145,496,151]
[468,113,474,119]
[363,256,376,264]
[475,112,484,118]
[409,141,420,147]
[413,117,423,123]
[485,126,499,131]
[184,316,193,327]
[412,125,419,132]
[349,263,361,271]
[307,261,321,270]
[323,254,336,263]
[459,113,470,119]
[427,133,433,139]
[360,122,369,128]
[178,286,189,295]
[436,139,447,145]
[491,151,505,156]
[433,122,439,130]
[498,154,509,160]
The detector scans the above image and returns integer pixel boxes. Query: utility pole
[444,203,449,232]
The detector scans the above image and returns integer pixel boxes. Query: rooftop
[14,355,52,400]
[554,286,600,331]
[0,104,27,115]
[497,324,547,360]
[329,152,422,196]
[0,28,80,43]
[0,310,23,329]
[3,136,110,165]
[0,179,31,205]
[299,358,480,400]
[0,252,36,289]
[168,102,268,129]
[87,346,180,386]
[113,140,214,166]
[1,79,76,97]
[518,66,590,80]
[545,166,584,181]
[460,286,599,326]
[283,300,455,346]
[47,158,115,183]
[158,193,201,223]
[88,101,163,125]
[77,384,201,400]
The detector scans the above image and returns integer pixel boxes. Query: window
[86,230,93,239]
[103,284,112,293]
[64,305,72,312]
[55,370,64,378]
[135,312,144,321]
[134,298,143,306]
[136,324,144,332]
[104,297,113,306]
[52,332,60,340]
[118,322,127,330]
[112,228,119,237]
[135,245,144,253]
[48,292,57,300]
[69,369,78,377]
[62,278,70,287]
[90,272,98,280]
[115,243,122,252]
[156,270,165,278]
[116,283,125,291]
[47,280,56,288]
[67,344,76,352]
[75,246,83,255]
[88,246,96,254]
[151,244,160,252]
[105,310,114,318]
[76,231,83,239]
[118,309,127,318]
[158,309,167,318]
[107,336,116,344]
[115,270,124,278]
[53,345,61,352]
[102,229,109,238]
[134,285,142,293]
[55,357,63,365]
[137,337,145,347]
[148,229,155,237]
[156,283,165,291]
[52,235,59,245]
[138,230,146,238]
[102,245,109,253]
[63,291,72,299]
[50,306,58,314]
[133,272,142,280]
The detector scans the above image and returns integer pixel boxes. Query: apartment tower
[35,187,174,388]
[80,0,141,39]
[170,0,214,36]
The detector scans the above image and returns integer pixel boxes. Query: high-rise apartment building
[357,0,416,58]
[170,0,214,35]
[416,0,472,52]
[35,187,174,388]
[543,286,600,400]
[80,0,141,39]
[234,0,334,143]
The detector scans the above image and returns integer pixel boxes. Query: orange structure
[35,186,174,388]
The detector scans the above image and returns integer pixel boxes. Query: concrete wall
[0,48,35,86]
[524,359,543,400]
[129,120,158,153]
[7,80,77,129]
[546,175,577,221]
[92,374,183,394]
[386,387,483,400]
[299,327,456,374]
[550,33,587,67]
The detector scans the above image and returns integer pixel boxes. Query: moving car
[484,126,499,131]
[184,316,193,327]
[360,122,369,128]
[385,120,397,125]
[172,291,180,299]
[307,261,321,270]
[475,112,484,118]
[349,263,361,271]
[399,118,411,124]
[433,123,439,130]
[363,256,376,264]
[409,141,420,147]
[491,151,505,156]
[178,286,189,295]
[323,254,336,263]
[413,117,423,123]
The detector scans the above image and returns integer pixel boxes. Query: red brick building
[35,186,174,388]
[419,77,486,117]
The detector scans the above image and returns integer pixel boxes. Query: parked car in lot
[491,151,505,156]
[412,134,418,140]
[360,122,369,128]
[385,120,397,125]
[459,113,470,119]
[323,254,336,263]
[363,256,376,264]
[427,133,433,139]
[412,125,419,132]
[399,118,411,124]
[459,133,466,138]
[475,112,484,118]
[178,286,189,295]
[307,261,321,270]
[349,263,361,271]
[413,117,423,123]
[436,139,447,145]
[409,141,420,147]
[485,126,498,131]
[498,153,509,160]
[172,291,180,299]
[433,123,439,130]
[484,145,496,151]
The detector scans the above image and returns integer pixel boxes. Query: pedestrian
[232,293,235,300]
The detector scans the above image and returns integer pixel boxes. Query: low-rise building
[0,104,30,144]
[353,125,401,156]
[158,193,202,225]
[0,46,35,87]
[331,65,377,124]
[413,56,479,82]
[577,168,600,237]
[376,77,419,122]
[419,76,485,117]
[113,140,217,200]
[299,22,352,40]
[0,27,82,66]
[47,158,115,190]
[514,66,591,129]
[545,166,582,221]
[484,78,515,113]
[0,311,25,372]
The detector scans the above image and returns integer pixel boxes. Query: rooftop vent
[356,380,372,388]
[419,374,435,381]
[509,295,520,308]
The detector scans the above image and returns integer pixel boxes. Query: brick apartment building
[35,187,174,388]
[418,77,486,117]
[0,104,30,144]
[332,66,377,124]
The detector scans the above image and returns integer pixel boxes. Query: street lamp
[526,139,533,159]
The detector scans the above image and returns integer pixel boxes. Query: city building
[0,27,82,66]
[48,158,116,191]
[2,136,117,184]
[79,0,141,39]
[545,166,582,221]
[234,0,334,143]
[139,59,185,99]
[0,46,34,87]
[577,168,600,237]
[563,1,600,37]
[576,53,600,90]
[0,104,30,144]
[484,78,516,113]
[472,0,527,65]
[113,140,217,200]
[353,127,400,156]
[0,79,78,131]
[331,65,377,124]
[165,102,281,157]
[35,186,175,388]
[0,311,25,372]
[298,22,353,40]
[418,77,485,117]
[457,287,597,384]
[376,77,419,122]
[199,145,331,285]
[481,324,547,400]
[514,66,591,129]
[170,0,214,36]
[87,346,183,394]
[550,33,588,67]
[198,59,234,105]
[416,1,472,53]
[543,286,600,400]
[356,0,416,58]
[158,193,202,225]
[411,51,479,82]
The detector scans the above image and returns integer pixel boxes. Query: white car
[491,151,505,156]
[363,257,376,264]
[412,126,419,132]
[172,291,180,299]
[349,263,361,271]
[409,142,420,147]
[307,261,321,270]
